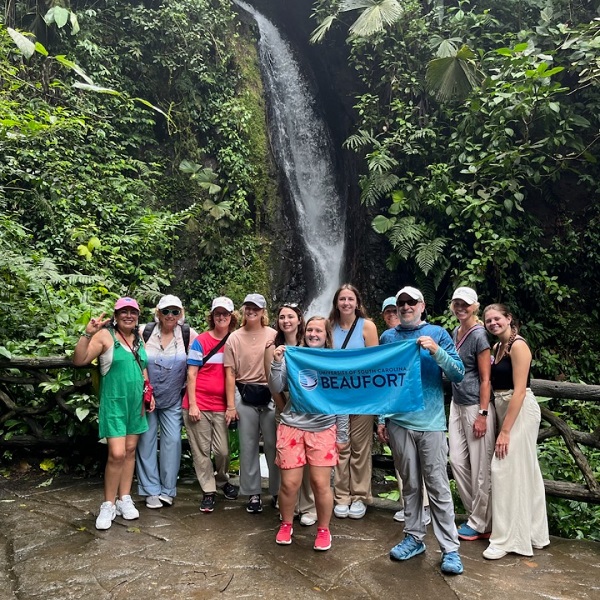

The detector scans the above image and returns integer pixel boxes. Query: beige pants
[183,410,230,494]
[334,414,374,505]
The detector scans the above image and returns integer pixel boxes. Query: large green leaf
[7,28,36,59]
[341,0,404,38]
[426,45,480,102]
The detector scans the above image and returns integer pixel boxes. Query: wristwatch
[478,409,488,417]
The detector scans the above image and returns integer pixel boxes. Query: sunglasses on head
[282,302,299,309]
[160,308,181,316]
[397,298,420,307]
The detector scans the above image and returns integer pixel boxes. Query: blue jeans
[136,403,182,497]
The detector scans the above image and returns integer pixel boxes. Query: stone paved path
[1,476,599,599]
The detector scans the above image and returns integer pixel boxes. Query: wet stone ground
[0,473,599,600]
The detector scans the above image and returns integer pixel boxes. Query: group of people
[73,283,549,574]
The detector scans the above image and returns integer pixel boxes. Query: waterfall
[235,1,345,316]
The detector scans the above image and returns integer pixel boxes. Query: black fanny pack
[236,382,271,407]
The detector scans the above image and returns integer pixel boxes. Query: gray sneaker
[116,495,139,520]
[95,501,116,530]
[146,495,162,509]
[159,494,174,507]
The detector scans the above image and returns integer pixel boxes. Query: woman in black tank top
[481,304,549,560]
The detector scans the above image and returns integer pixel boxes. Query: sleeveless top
[332,317,366,349]
[490,341,531,390]
[99,330,147,405]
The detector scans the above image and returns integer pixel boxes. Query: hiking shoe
[300,512,317,527]
[159,494,173,506]
[200,493,216,513]
[221,482,238,500]
[390,535,426,561]
[276,522,293,545]
[441,551,464,575]
[457,523,491,541]
[483,545,507,560]
[271,494,279,509]
[146,495,162,509]
[393,509,405,522]
[247,495,263,513]
[116,495,139,520]
[314,527,332,551]
[423,505,431,526]
[95,501,116,530]
[348,500,366,519]
[333,504,349,518]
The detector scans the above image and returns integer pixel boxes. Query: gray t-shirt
[451,325,490,406]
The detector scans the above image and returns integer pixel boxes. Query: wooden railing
[1,358,599,503]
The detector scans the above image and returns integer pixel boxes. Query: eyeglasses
[281,303,299,309]
[160,308,181,316]
[213,310,231,318]
[397,298,420,307]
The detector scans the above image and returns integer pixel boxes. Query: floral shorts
[275,423,338,469]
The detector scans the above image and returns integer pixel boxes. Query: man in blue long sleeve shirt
[377,286,465,575]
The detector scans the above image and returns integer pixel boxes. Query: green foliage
[1,0,277,460]
[538,399,600,540]
[316,0,600,381]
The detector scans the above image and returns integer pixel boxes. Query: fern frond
[415,237,448,275]
[361,172,400,206]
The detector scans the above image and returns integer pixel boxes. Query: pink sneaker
[314,527,332,551]
[276,522,293,545]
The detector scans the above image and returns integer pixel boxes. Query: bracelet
[81,332,92,339]
[226,407,236,411]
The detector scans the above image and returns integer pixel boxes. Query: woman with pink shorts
[268,316,349,551]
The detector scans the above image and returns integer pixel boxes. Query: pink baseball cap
[114,297,140,312]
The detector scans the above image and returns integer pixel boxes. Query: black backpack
[142,322,191,353]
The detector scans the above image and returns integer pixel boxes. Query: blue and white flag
[285,342,424,415]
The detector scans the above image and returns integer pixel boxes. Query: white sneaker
[393,509,405,522]
[300,512,317,526]
[95,501,116,530]
[116,495,139,520]
[483,545,507,560]
[423,506,431,526]
[334,504,350,518]
[146,495,162,509]
[348,500,367,519]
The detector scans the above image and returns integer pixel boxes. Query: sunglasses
[160,308,181,316]
[116,308,139,316]
[281,302,299,309]
[397,298,420,307]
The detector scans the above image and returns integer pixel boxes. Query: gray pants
[235,393,280,496]
[388,423,459,553]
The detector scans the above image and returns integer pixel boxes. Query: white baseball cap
[452,287,478,305]
[211,296,234,313]
[157,294,183,310]
[395,286,424,302]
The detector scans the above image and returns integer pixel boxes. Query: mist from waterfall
[235,1,345,316]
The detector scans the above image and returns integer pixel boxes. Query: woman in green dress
[74,297,155,530]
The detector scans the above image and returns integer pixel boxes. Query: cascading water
[235,1,345,316]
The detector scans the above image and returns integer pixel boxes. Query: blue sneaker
[441,551,464,574]
[457,523,491,541]
[390,535,426,561]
